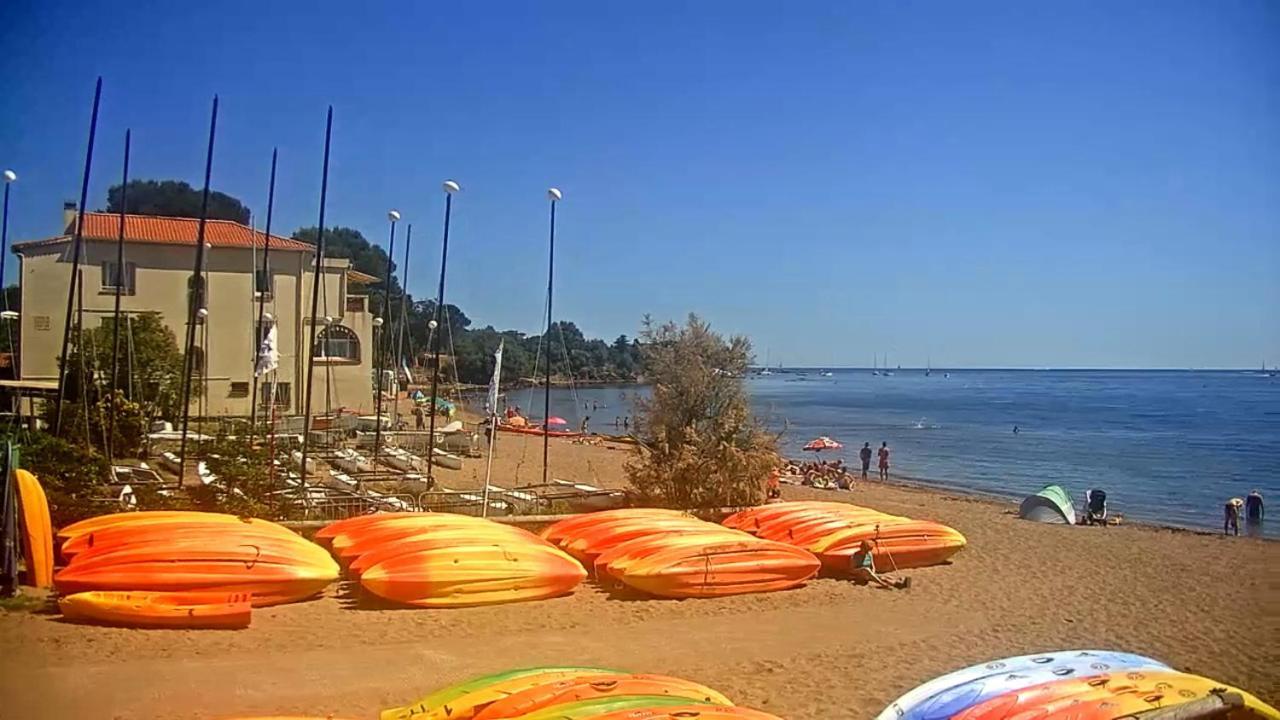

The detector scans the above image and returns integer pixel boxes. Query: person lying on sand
[850,540,910,590]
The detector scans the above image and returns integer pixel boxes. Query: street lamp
[426,180,460,484]
[372,209,401,479]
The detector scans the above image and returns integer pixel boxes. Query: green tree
[626,314,776,508]
[48,312,191,455]
[292,226,401,301]
[106,179,250,224]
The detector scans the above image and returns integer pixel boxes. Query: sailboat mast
[425,181,459,485]
[107,129,130,460]
[54,77,102,436]
[298,106,334,492]
[177,96,219,484]
[249,149,278,440]
[542,188,561,486]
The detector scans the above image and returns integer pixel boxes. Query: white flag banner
[254,323,279,378]
[486,340,505,415]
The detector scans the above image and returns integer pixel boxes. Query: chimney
[62,202,78,234]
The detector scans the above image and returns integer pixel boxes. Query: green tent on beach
[1018,484,1077,524]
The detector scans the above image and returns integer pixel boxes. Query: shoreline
[875,471,1276,542]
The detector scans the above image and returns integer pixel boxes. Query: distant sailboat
[925,357,932,377]
[871,355,880,376]
[882,353,894,377]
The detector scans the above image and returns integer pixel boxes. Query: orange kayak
[347,526,550,578]
[540,509,689,547]
[721,501,857,531]
[337,521,532,568]
[329,514,495,559]
[313,512,425,547]
[14,469,54,588]
[56,535,339,607]
[59,590,253,629]
[62,517,303,560]
[613,538,820,598]
[593,530,751,580]
[590,706,784,720]
[360,541,587,607]
[497,424,582,438]
[810,519,967,572]
[57,510,244,542]
[561,517,727,564]
[472,675,733,720]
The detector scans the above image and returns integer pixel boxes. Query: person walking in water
[1245,490,1264,523]
[877,442,891,481]
[1224,498,1242,536]
[859,443,873,480]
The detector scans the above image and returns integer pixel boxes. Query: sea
[508,369,1279,538]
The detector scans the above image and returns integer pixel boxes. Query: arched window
[314,325,360,362]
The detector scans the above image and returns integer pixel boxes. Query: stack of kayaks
[541,508,821,598]
[53,510,339,626]
[877,649,1280,720]
[316,512,587,607]
[380,665,783,720]
[723,501,966,573]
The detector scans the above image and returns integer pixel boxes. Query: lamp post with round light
[371,210,400,481]
[1,170,17,391]
[425,180,459,485]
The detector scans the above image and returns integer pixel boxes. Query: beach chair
[1084,489,1108,526]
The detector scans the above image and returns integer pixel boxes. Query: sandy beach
[1,432,1275,719]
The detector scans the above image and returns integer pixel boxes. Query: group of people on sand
[1223,490,1264,536]
[770,441,894,493]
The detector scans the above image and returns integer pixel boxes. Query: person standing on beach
[877,442,891,481]
[860,443,872,480]
[1224,498,1241,536]
[580,416,591,434]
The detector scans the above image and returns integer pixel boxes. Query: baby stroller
[1083,489,1108,526]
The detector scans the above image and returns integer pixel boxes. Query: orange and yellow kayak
[59,590,253,629]
[360,541,587,608]
[13,469,54,588]
[612,538,820,598]
[473,674,732,720]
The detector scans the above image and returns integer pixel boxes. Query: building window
[345,295,366,313]
[254,267,273,298]
[229,381,249,398]
[34,316,51,331]
[314,325,360,362]
[261,381,290,407]
[101,261,136,295]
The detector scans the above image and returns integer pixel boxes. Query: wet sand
[1,432,1276,719]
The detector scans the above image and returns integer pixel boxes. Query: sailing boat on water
[925,357,932,377]
[871,355,880,376]
[881,353,894,376]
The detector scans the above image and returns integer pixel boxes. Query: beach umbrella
[803,436,843,452]
[546,417,568,426]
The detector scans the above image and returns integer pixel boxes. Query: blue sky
[1,0,1276,368]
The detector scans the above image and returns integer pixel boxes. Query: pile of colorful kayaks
[377,665,782,720]
[317,512,587,607]
[877,649,1280,720]
[541,508,821,598]
[723,501,966,573]
[52,510,339,627]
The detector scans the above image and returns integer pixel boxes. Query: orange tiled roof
[14,212,315,252]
